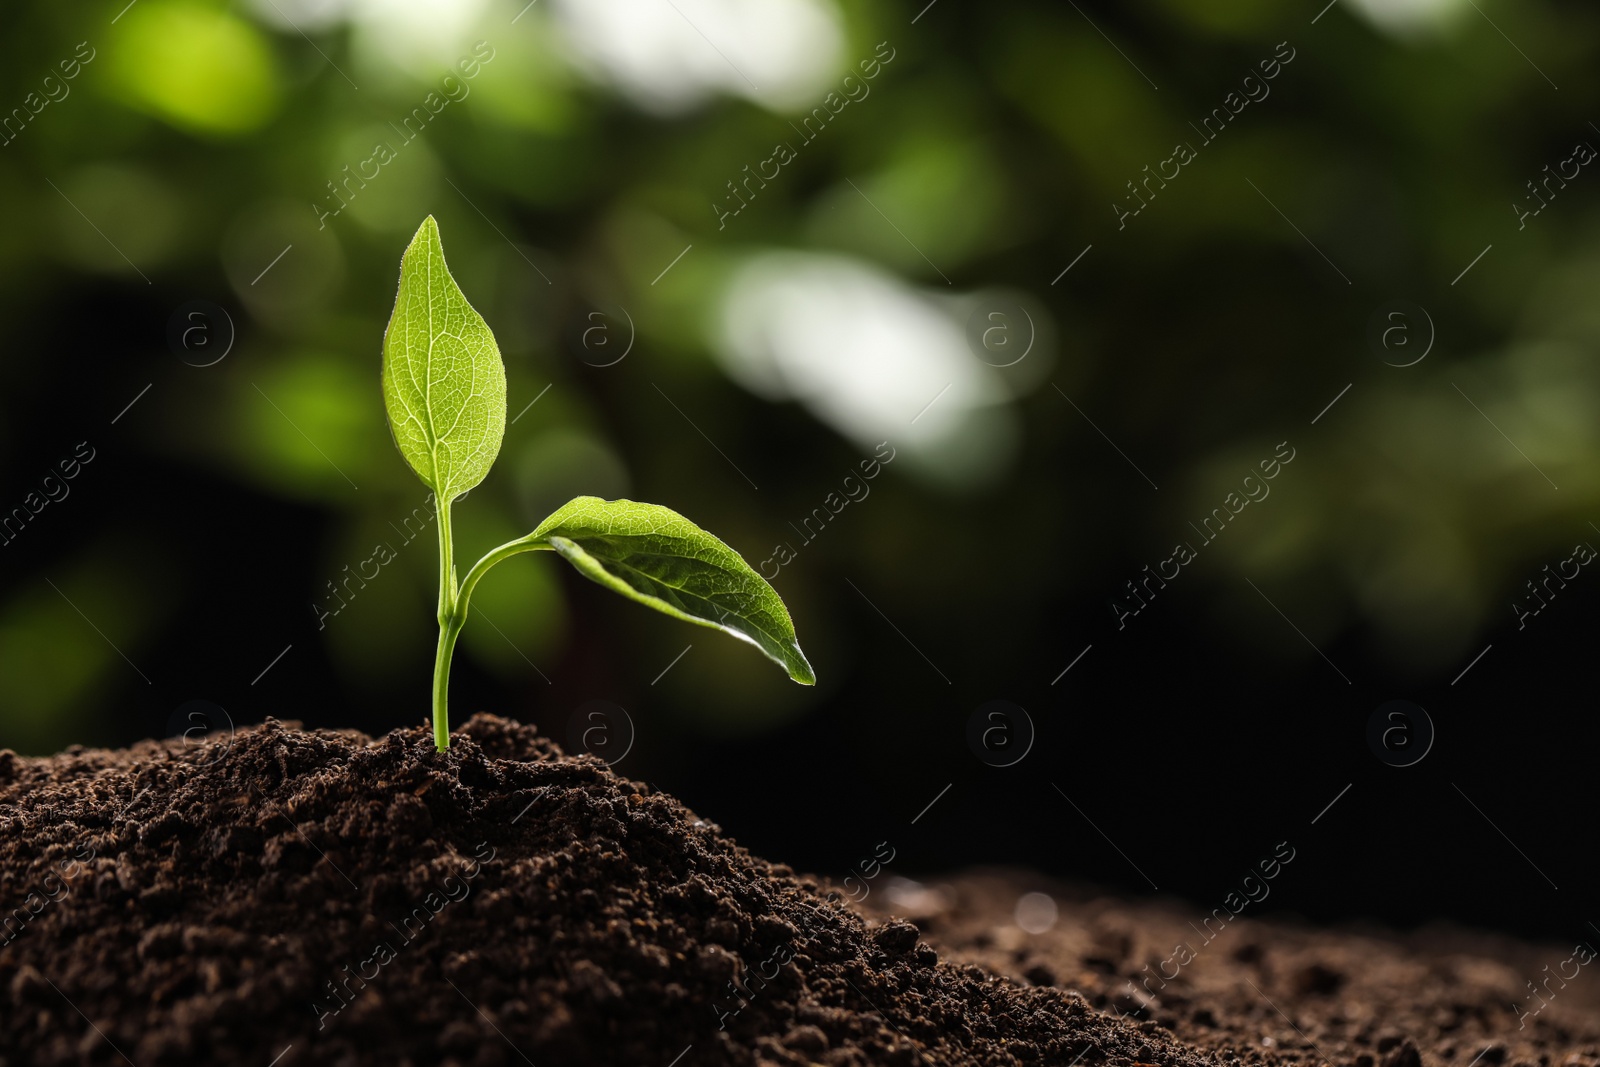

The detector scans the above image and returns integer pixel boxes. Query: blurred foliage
[1,0,1598,758]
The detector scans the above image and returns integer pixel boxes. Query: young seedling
[382,217,814,751]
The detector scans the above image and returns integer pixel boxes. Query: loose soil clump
[0,716,1213,1066]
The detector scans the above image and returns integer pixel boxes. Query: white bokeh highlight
[714,251,1019,486]
[1014,891,1059,935]
[349,0,492,70]
[549,0,844,114]
[1343,0,1469,37]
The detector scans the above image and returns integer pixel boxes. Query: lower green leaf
[532,496,815,685]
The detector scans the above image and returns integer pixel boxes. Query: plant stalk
[433,496,458,751]
[432,614,464,751]
[430,500,554,752]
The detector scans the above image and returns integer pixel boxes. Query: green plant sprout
[381,216,815,751]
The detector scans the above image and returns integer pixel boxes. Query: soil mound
[0,716,1213,1067]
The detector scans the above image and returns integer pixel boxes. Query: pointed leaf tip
[533,496,816,685]
[381,217,507,503]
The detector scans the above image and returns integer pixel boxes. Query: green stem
[436,496,456,624]
[432,496,458,751]
[431,509,553,752]
[432,615,464,751]
[457,534,555,607]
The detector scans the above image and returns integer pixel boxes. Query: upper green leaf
[531,496,816,685]
[382,216,507,503]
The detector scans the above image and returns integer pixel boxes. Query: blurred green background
[2,0,1598,933]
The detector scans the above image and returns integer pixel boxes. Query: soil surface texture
[860,871,1600,1067]
[0,716,1214,1067]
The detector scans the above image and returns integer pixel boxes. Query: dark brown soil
[0,716,1214,1067]
[860,871,1600,1067]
